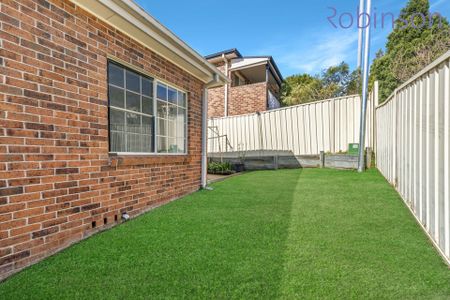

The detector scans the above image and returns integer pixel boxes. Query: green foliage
[1,169,450,298]
[370,0,450,102]
[281,62,361,106]
[207,161,232,174]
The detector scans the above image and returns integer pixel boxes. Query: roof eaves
[205,48,243,60]
[240,56,283,82]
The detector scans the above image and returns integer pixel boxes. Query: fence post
[320,151,325,168]
[331,99,336,153]
[373,81,379,151]
[366,147,373,168]
[257,112,264,151]
[374,81,379,107]
[393,89,397,186]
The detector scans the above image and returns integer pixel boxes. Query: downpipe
[201,74,219,189]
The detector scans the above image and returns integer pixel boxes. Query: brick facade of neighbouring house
[207,63,226,117]
[208,80,279,118]
[206,53,282,118]
[228,82,267,116]
[0,0,206,280]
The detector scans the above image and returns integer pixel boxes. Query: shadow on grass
[0,169,303,299]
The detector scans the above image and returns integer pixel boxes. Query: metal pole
[201,75,219,188]
[357,0,365,69]
[357,0,372,172]
[201,88,209,188]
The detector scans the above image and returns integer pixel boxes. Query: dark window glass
[126,112,141,133]
[142,116,153,136]
[142,97,153,115]
[109,86,124,108]
[109,109,126,152]
[126,91,140,112]
[107,61,187,154]
[126,70,140,93]
[157,84,167,100]
[108,62,154,153]
[142,78,153,96]
[108,63,124,87]
[168,87,177,104]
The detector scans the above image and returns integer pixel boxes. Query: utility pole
[357,0,365,70]
[357,0,372,172]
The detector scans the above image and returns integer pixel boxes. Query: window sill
[109,153,190,167]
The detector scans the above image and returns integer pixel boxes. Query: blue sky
[135,0,450,77]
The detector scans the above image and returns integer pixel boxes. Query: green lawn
[1,169,449,299]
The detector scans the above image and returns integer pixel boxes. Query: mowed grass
[1,169,449,299]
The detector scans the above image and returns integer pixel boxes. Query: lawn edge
[378,172,450,268]
[0,186,201,284]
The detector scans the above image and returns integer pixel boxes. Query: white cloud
[268,29,359,75]
[431,0,447,9]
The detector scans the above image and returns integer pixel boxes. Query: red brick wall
[207,63,225,118]
[0,0,205,280]
[207,61,272,118]
[228,82,267,116]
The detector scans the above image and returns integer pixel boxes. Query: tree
[281,62,360,106]
[321,62,351,97]
[370,0,450,102]
[280,74,324,106]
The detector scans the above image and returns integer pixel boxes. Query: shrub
[207,162,233,175]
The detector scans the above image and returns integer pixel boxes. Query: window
[107,61,187,154]
[156,83,187,153]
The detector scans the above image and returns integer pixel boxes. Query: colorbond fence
[208,91,377,155]
[376,51,450,263]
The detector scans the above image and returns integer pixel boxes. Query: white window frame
[107,60,188,156]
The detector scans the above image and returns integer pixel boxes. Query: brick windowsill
[109,154,190,167]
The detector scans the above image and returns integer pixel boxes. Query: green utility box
[348,143,359,156]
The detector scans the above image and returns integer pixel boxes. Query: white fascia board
[229,57,269,70]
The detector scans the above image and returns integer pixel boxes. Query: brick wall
[207,61,274,118]
[228,82,267,116]
[0,0,205,280]
[207,62,225,118]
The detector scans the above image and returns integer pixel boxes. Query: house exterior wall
[207,60,282,118]
[0,0,205,280]
[207,63,226,118]
[228,82,267,116]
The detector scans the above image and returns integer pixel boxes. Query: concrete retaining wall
[209,150,360,170]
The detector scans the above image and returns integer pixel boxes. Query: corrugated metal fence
[376,51,450,263]
[208,91,377,155]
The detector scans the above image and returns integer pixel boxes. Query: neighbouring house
[205,49,283,118]
[0,0,226,280]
